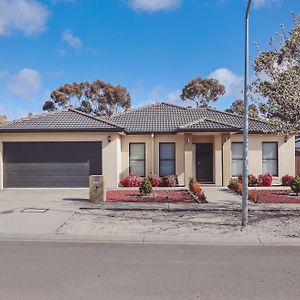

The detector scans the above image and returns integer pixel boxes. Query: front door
[196,143,213,182]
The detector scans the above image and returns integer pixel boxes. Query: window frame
[129,143,146,177]
[231,142,243,177]
[262,142,278,176]
[159,142,176,177]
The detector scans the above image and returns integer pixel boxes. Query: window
[129,143,145,177]
[232,142,243,177]
[159,143,176,176]
[262,142,278,176]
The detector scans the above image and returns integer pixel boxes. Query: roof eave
[0,128,124,133]
[177,128,238,133]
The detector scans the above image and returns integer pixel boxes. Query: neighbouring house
[295,137,300,175]
[0,102,295,189]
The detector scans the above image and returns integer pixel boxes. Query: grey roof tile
[0,108,123,132]
[0,102,278,134]
[110,102,277,133]
[178,118,240,132]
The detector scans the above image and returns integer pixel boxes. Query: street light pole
[242,0,252,226]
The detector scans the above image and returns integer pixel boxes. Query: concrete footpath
[0,188,299,246]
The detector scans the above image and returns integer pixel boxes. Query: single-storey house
[0,102,295,189]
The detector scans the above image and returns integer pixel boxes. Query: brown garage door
[3,142,102,188]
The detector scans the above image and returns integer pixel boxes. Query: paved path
[0,241,299,300]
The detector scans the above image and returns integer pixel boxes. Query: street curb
[0,233,299,246]
[79,206,300,213]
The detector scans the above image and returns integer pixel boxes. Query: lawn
[249,189,300,204]
[106,189,195,203]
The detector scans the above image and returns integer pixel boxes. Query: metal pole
[242,0,252,226]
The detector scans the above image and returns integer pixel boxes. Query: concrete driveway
[0,189,90,237]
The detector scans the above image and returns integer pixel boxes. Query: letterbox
[89,175,106,203]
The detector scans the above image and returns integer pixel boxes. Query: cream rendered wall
[184,134,193,186]
[222,133,232,187]
[192,144,196,178]
[0,132,121,189]
[214,134,223,186]
[230,134,295,184]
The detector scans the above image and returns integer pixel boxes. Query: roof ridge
[68,108,124,129]
[159,102,188,110]
[203,117,242,129]
[178,118,205,128]
[205,107,270,125]
[179,117,241,129]
[111,101,188,118]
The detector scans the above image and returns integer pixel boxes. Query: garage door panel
[4,162,90,176]
[4,175,90,188]
[3,142,102,188]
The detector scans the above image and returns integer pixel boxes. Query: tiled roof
[110,102,277,134]
[178,118,240,132]
[0,102,278,134]
[0,108,123,132]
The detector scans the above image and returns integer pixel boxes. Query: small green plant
[139,178,153,195]
[290,176,300,195]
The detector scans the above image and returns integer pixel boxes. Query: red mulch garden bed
[249,189,300,204]
[106,189,195,203]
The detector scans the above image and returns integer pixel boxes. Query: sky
[0,0,299,119]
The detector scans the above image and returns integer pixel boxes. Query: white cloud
[0,0,49,36]
[165,89,181,103]
[253,0,280,8]
[128,0,181,12]
[62,29,82,50]
[8,68,42,100]
[208,68,243,97]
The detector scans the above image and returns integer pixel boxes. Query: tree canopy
[181,77,226,108]
[225,99,260,119]
[252,13,300,135]
[0,115,7,126]
[43,80,131,117]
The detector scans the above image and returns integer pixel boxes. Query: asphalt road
[0,241,299,300]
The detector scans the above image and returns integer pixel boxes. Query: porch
[183,132,231,187]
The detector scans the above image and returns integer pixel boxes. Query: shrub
[119,173,143,187]
[290,176,300,195]
[148,175,162,187]
[161,175,176,187]
[238,175,243,183]
[228,178,240,192]
[258,173,273,187]
[282,175,294,186]
[189,177,197,191]
[248,190,259,203]
[237,182,243,195]
[228,178,243,195]
[248,174,259,187]
[139,178,153,195]
[190,180,206,202]
[237,174,259,186]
